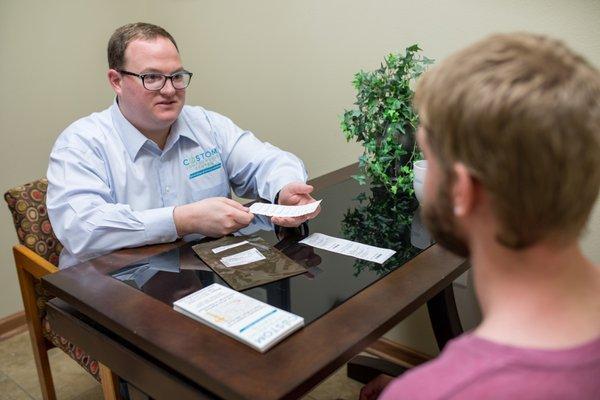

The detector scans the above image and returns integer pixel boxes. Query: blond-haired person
[361,33,600,400]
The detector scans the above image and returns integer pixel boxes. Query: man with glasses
[47,22,318,268]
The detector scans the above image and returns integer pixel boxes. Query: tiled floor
[0,331,363,400]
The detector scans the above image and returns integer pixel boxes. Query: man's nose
[160,77,177,95]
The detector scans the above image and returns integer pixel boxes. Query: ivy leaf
[340,44,433,199]
[352,174,367,185]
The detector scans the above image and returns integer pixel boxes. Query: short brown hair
[414,33,600,248]
[107,22,178,70]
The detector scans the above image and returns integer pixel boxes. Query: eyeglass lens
[143,73,191,90]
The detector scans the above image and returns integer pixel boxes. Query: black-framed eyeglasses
[118,70,193,91]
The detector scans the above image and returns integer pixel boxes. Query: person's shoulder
[53,107,113,152]
[379,334,502,400]
[382,334,600,400]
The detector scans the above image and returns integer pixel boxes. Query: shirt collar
[110,101,150,160]
[164,115,199,154]
[110,100,199,160]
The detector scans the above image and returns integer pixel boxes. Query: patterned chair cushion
[4,178,63,266]
[5,179,61,316]
[42,316,101,382]
[5,178,100,383]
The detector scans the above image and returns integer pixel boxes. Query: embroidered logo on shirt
[183,148,223,179]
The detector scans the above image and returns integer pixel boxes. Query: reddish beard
[421,177,470,258]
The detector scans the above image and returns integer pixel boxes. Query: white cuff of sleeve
[140,206,179,243]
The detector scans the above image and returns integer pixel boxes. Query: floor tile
[0,332,35,370]
[0,371,33,400]
[70,385,103,400]
[307,365,363,400]
[0,336,42,400]
[48,349,100,400]
[0,332,99,400]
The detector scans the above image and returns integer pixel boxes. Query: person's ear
[451,163,478,217]
[107,69,122,95]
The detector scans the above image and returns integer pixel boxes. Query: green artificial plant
[341,44,433,196]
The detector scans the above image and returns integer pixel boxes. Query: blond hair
[414,33,600,248]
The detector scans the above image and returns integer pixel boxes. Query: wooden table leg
[347,355,407,384]
[426,284,463,351]
[348,283,463,384]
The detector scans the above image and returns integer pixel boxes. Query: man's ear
[452,163,478,217]
[107,69,122,95]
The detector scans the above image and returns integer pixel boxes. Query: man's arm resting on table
[48,198,179,261]
[47,146,182,261]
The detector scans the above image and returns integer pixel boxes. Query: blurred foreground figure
[362,32,600,400]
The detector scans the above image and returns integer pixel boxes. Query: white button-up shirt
[47,102,307,268]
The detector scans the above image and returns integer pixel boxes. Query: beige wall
[1,0,599,354]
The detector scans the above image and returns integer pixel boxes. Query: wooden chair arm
[13,245,59,279]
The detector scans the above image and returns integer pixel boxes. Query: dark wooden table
[42,164,468,400]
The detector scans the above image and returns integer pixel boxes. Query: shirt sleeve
[47,145,178,263]
[207,111,308,202]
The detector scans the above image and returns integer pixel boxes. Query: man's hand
[173,197,254,238]
[359,374,395,400]
[272,182,321,227]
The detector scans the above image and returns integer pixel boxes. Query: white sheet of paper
[299,233,396,264]
[249,200,322,217]
[212,240,250,254]
[220,248,266,268]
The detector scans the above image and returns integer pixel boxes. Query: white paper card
[299,233,396,264]
[220,248,266,267]
[249,200,322,217]
[173,283,304,352]
[211,240,249,254]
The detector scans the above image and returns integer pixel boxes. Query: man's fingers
[216,198,253,225]
[221,197,249,212]
[284,182,314,196]
[271,215,307,227]
[232,210,254,225]
[281,193,318,207]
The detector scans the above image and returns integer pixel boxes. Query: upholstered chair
[5,178,121,400]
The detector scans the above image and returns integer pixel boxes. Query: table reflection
[341,187,433,276]
[110,178,433,324]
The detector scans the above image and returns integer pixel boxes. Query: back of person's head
[107,22,178,70]
[414,32,600,249]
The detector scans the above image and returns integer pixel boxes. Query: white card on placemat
[219,248,266,268]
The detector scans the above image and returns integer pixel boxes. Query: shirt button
[165,186,171,193]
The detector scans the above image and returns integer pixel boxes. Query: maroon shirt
[380,333,600,400]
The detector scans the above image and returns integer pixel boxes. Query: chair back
[4,178,63,265]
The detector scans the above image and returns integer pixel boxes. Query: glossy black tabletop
[110,177,434,325]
